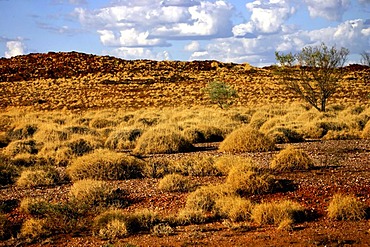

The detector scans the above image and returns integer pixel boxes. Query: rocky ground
[1,140,370,247]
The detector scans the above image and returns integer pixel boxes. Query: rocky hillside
[0,52,369,111]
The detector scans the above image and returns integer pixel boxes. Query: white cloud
[5,40,25,58]
[233,0,295,36]
[304,0,350,21]
[74,0,234,49]
[185,41,201,52]
[106,47,171,60]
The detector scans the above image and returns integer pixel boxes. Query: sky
[0,0,369,66]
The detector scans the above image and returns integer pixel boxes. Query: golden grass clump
[32,124,69,143]
[362,121,370,139]
[66,149,144,181]
[0,161,19,185]
[69,179,119,207]
[251,200,305,226]
[327,194,367,221]
[143,157,174,178]
[185,185,233,212]
[19,218,48,240]
[219,127,276,153]
[173,155,219,176]
[2,139,39,157]
[182,124,224,143]
[7,123,38,140]
[66,135,103,157]
[174,208,207,225]
[105,127,142,150]
[270,145,315,172]
[158,173,193,192]
[214,195,254,222]
[214,155,260,175]
[134,126,194,154]
[225,162,276,195]
[16,167,60,187]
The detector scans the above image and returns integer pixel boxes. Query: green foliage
[275,43,349,112]
[202,81,238,109]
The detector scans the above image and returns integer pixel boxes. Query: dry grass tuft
[105,127,142,150]
[214,195,254,222]
[270,145,315,172]
[327,194,367,221]
[362,121,370,139]
[251,200,305,226]
[66,149,144,181]
[134,126,194,154]
[219,127,276,153]
[19,218,48,240]
[174,208,207,225]
[2,139,39,157]
[173,155,219,176]
[214,155,260,175]
[225,164,276,195]
[16,167,60,187]
[158,173,194,192]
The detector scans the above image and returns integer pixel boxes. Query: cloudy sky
[0,0,369,66]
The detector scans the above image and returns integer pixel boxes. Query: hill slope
[0,52,369,110]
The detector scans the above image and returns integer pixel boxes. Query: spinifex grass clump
[173,155,219,176]
[16,166,61,187]
[270,145,315,172]
[251,200,305,227]
[214,195,254,222]
[214,155,260,175]
[66,149,144,181]
[327,194,367,221]
[105,127,142,150]
[219,127,276,153]
[158,173,194,192]
[134,126,194,154]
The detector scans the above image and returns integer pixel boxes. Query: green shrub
[66,149,144,181]
[219,127,276,153]
[105,127,142,150]
[214,196,254,222]
[270,145,314,172]
[134,126,194,154]
[158,174,193,192]
[251,200,305,225]
[327,194,367,221]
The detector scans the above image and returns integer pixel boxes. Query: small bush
[174,208,207,225]
[219,127,276,153]
[266,127,304,144]
[214,155,260,175]
[0,161,19,185]
[67,149,144,181]
[173,155,219,176]
[151,223,174,236]
[214,196,254,222]
[98,219,128,240]
[66,135,103,156]
[158,174,193,192]
[3,139,39,157]
[327,194,367,221]
[19,218,48,240]
[69,179,123,209]
[183,125,224,143]
[225,166,276,195]
[7,123,38,140]
[362,121,370,139]
[143,157,173,178]
[270,145,315,172]
[185,185,233,212]
[105,127,142,150]
[251,200,305,225]
[16,167,60,187]
[134,126,194,154]
[19,197,51,216]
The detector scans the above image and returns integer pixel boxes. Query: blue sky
[0,0,369,66]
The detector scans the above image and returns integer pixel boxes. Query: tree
[360,51,370,66]
[202,80,238,109]
[275,43,349,112]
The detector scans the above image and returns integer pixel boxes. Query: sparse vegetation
[202,80,238,109]
[327,194,367,221]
